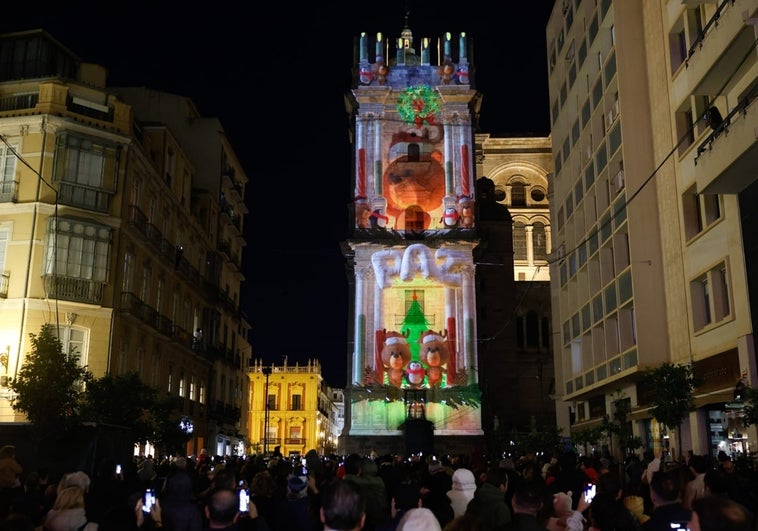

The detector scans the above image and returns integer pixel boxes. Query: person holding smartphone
[203,488,266,531]
[134,489,163,529]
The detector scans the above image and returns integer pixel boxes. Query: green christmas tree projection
[401,291,429,362]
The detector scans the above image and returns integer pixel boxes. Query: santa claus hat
[385,333,407,346]
[422,332,445,344]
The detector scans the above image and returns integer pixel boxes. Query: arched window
[404,206,425,231]
[511,182,526,206]
[533,222,547,260]
[513,221,527,260]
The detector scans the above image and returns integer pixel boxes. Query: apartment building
[113,86,252,457]
[547,0,758,459]
[0,29,251,457]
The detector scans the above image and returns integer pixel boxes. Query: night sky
[3,1,555,387]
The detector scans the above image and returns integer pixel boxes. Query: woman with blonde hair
[43,486,98,531]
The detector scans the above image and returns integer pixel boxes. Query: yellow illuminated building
[247,359,339,457]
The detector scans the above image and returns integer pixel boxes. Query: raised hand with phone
[134,489,163,529]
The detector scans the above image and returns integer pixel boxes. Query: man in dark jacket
[641,468,691,531]
[465,467,512,530]
[503,481,549,531]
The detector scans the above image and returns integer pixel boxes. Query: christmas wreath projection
[396,85,441,127]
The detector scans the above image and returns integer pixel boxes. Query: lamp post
[262,366,272,456]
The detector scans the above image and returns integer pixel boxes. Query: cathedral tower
[341,22,486,455]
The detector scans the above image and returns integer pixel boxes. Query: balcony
[57,182,112,213]
[120,292,168,334]
[44,275,103,304]
[66,96,114,122]
[0,180,18,203]
[0,92,38,113]
[673,0,752,100]
[693,84,758,194]
[127,205,149,238]
[0,272,8,298]
[172,324,194,351]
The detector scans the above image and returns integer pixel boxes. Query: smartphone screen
[238,489,249,513]
[142,489,155,513]
[584,483,596,503]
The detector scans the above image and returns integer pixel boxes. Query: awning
[628,388,733,421]
[693,388,732,408]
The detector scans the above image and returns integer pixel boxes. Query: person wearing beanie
[269,472,315,531]
[446,468,476,518]
[396,507,441,531]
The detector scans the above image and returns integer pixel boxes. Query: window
[151,353,160,388]
[141,264,152,303]
[199,382,205,405]
[691,262,731,330]
[267,394,277,410]
[52,325,88,367]
[404,289,425,314]
[682,185,721,240]
[0,227,8,273]
[513,221,527,260]
[44,218,111,281]
[122,251,134,292]
[0,141,18,202]
[669,19,688,73]
[511,182,526,206]
[156,278,165,314]
[291,394,302,410]
[179,372,185,398]
[54,133,119,211]
[533,222,547,260]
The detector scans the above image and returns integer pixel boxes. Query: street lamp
[262,367,272,456]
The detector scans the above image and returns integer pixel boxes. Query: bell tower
[341,20,486,455]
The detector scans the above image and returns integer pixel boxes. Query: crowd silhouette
[1,444,757,531]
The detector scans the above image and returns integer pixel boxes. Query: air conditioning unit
[612,170,625,194]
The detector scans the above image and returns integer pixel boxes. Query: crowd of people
[0,443,757,531]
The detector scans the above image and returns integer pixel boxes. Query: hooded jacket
[446,468,476,517]
[44,507,98,531]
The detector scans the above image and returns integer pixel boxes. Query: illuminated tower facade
[341,25,486,455]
